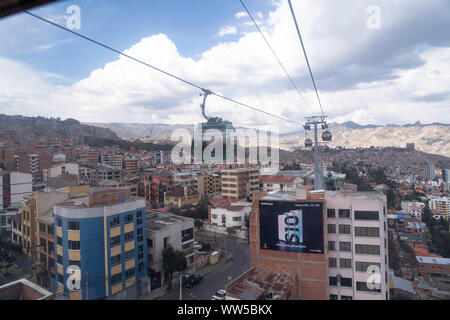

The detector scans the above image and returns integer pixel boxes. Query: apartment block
[325,191,389,300]
[0,171,32,209]
[429,196,450,220]
[53,189,148,300]
[221,167,260,200]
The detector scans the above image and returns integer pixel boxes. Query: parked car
[194,242,203,251]
[183,274,203,289]
[212,289,226,300]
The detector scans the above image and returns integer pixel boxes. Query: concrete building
[52,153,67,164]
[429,196,450,221]
[0,278,54,300]
[123,157,138,172]
[164,186,200,208]
[325,191,389,300]
[53,189,148,300]
[401,201,425,220]
[146,211,195,293]
[0,171,32,209]
[442,169,450,183]
[416,256,450,282]
[221,167,260,200]
[97,166,122,183]
[260,175,304,193]
[101,154,123,169]
[209,201,251,229]
[43,163,79,184]
[425,162,435,181]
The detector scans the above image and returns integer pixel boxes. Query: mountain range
[85,121,450,157]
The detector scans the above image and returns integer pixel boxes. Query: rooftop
[416,256,450,265]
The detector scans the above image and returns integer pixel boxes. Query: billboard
[259,201,324,254]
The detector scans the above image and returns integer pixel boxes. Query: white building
[259,175,304,193]
[52,153,67,164]
[43,163,79,183]
[429,196,450,220]
[210,202,251,229]
[0,171,33,209]
[325,191,389,300]
[146,211,195,292]
[401,201,425,220]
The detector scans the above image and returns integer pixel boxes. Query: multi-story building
[164,186,200,208]
[101,154,123,169]
[425,162,435,181]
[79,166,98,186]
[146,211,194,293]
[429,196,450,220]
[260,175,304,193]
[0,171,32,209]
[209,202,251,229]
[80,148,99,164]
[221,167,260,200]
[442,169,450,182]
[43,163,79,184]
[53,189,148,300]
[97,166,122,183]
[325,191,389,300]
[123,157,138,172]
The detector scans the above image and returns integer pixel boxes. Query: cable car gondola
[322,130,332,142]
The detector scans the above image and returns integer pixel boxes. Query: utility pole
[303,116,332,190]
[179,272,182,301]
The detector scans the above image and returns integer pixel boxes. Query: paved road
[163,232,250,300]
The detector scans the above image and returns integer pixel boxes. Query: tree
[194,218,204,232]
[0,246,14,276]
[226,227,236,239]
[162,246,187,290]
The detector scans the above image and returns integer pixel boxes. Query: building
[425,162,435,181]
[325,191,389,300]
[259,175,303,193]
[101,154,123,169]
[442,169,450,183]
[97,166,122,183]
[123,157,138,172]
[164,186,200,208]
[401,201,425,220]
[221,167,260,200]
[146,211,195,293]
[429,197,450,220]
[209,201,251,229]
[53,189,148,300]
[0,171,32,209]
[43,163,79,184]
[79,166,98,186]
[52,153,67,164]
[0,278,54,300]
[416,256,450,282]
[80,148,99,163]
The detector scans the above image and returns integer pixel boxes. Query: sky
[0,0,449,134]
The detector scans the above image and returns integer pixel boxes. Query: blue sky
[0,0,449,132]
[1,0,274,83]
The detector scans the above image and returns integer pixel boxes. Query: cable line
[24,10,298,125]
[239,0,312,114]
[287,0,325,117]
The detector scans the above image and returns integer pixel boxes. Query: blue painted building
[53,189,148,300]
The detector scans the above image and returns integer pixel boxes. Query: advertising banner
[259,201,324,254]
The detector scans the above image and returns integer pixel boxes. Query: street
[162,231,251,300]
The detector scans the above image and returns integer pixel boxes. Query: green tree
[162,246,187,290]
[194,218,204,232]
[439,233,450,258]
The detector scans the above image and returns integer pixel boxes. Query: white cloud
[217,25,238,37]
[234,11,247,19]
[1,0,450,134]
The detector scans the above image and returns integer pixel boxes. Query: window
[340,258,352,269]
[68,221,80,231]
[181,228,193,242]
[125,268,135,279]
[57,274,64,284]
[355,262,380,272]
[68,240,80,250]
[40,238,47,252]
[212,214,218,219]
[138,245,144,260]
[138,262,144,273]
[356,281,381,293]
[147,239,153,248]
[355,244,380,255]
[69,260,81,267]
[57,255,63,265]
[124,231,134,242]
[330,294,338,300]
[232,217,242,222]
[339,224,351,234]
[328,224,336,234]
[111,273,121,285]
[39,223,46,233]
[111,254,121,266]
[110,235,121,247]
[338,209,350,218]
[57,236,63,246]
[124,249,134,261]
[327,209,335,218]
[137,228,143,242]
[222,216,226,224]
[355,227,380,237]
[339,242,352,252]
[163,237,169,249]
[329,277,337,286]
[125,214,134,224]
[110,217,120,228]
[354,211,379,220]
[329,257,337,268]
[47,225,54,235]
[328,241,336,251]
[137,211,143,225]
[341,296,353,300]
[340,277,352,287]
[56,218,62,227]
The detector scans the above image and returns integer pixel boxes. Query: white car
[212,289,226,300]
